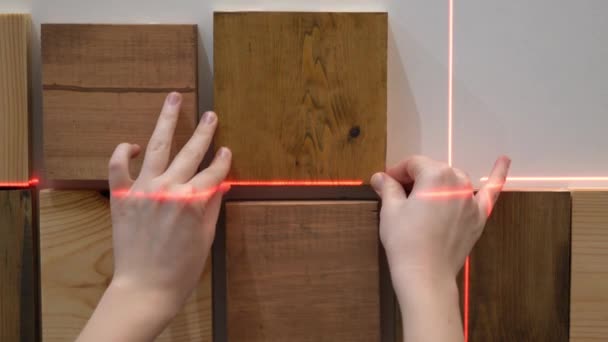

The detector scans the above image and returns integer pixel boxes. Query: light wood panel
[0,190,32,341]
[0,14,30,183]
[225,201,380,341]
[571,192,608,341]
[468,192,571,341]
[214,12,387,183]
[42,24,197,181]
[39,190,211,341]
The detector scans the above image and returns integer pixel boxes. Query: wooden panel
[468,192,571,341]
[225,201,380,341]
[571,192,608,341]
[42,24,197,181]
[214,13,387,183]
[39,190,211,341]
[0,190,32,341]
[0,14,30,183]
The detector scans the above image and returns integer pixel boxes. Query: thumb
[370,172,406,201]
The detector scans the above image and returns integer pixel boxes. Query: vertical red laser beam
[448,0,454,168]
[447,0,469,339]
[464,256,470,342]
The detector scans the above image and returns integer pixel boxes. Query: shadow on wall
[387,25,421,168]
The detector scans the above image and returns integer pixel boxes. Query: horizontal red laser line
[481,176,608,182]
[417,183,502,199]
[224,180,364,186]
[0,178,39,188]
[112,183,230,202]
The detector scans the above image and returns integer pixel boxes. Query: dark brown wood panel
[42,24,197,181]
[0,190,33,341]
[214,12,387,183]
[225,201,381,341]
[468,192,571,341]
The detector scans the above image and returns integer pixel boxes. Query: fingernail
[168,92,181,105]
[371,172,384,191]
[202,111,216,124]
[217,147,231,159]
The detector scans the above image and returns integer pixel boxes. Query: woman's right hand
[371,155,510,285]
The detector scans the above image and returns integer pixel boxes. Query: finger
[386,155,440,185]
[190,147,232,191]
[371,172,407,201]
[140,92,182,179]
[476,156,511,217]
[108,143,141,190]
[164,111,217,182]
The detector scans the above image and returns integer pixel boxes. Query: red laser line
[464,256,470,342]
[224,180,364,186]
[448,0,454,168]
[112,183,230,202]
[110,180,363,202]
[0,178,39,188]
[447,0,469,334]
[481,176,608,182]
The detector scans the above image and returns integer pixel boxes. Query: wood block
[225,201,380,341]
[0,190,32,341]
[42,24,197,181]
[468,192,571,341]
[214,13,387,183]
[39,190,212,341]
[571,192,608,341]
[0,14,30,183]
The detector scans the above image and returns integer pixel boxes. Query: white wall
[4,0,607,188]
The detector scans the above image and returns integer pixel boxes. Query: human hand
[371,156,510,286]
[107,92,231,316]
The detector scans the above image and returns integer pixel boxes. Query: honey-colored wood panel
[571,192,608,341]
[225,201,380,341]
[468,192,571,341]
[0,14,30,183]
[214,13,387,183]
[41,24,197,181]
[39,190,211,341]
[0,190,32,341]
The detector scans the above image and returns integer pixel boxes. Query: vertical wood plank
[0,190,32,341]
[0,14,30,183]
[571,192,608,341]
[39,190,212,341]
[468,192,571,341]
[214,12,387,183]
[225,201,380,341]
[41,24,197,181]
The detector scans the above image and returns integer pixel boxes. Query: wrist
[105,280,180,326]
[390,264,458,301]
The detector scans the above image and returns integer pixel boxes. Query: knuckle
[108,159,123,171]
[147,139,170,153]
[425,166,454,182]
[181,145,203,160]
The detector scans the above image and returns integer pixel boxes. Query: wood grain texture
[469,192,571,341]
[0,190,32,341]
[225,201,381,341]
[571,192,608,341]
[214,12,387,183]
[39,190,211,341]
[42,24,197,181]
[0,14,30,183]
